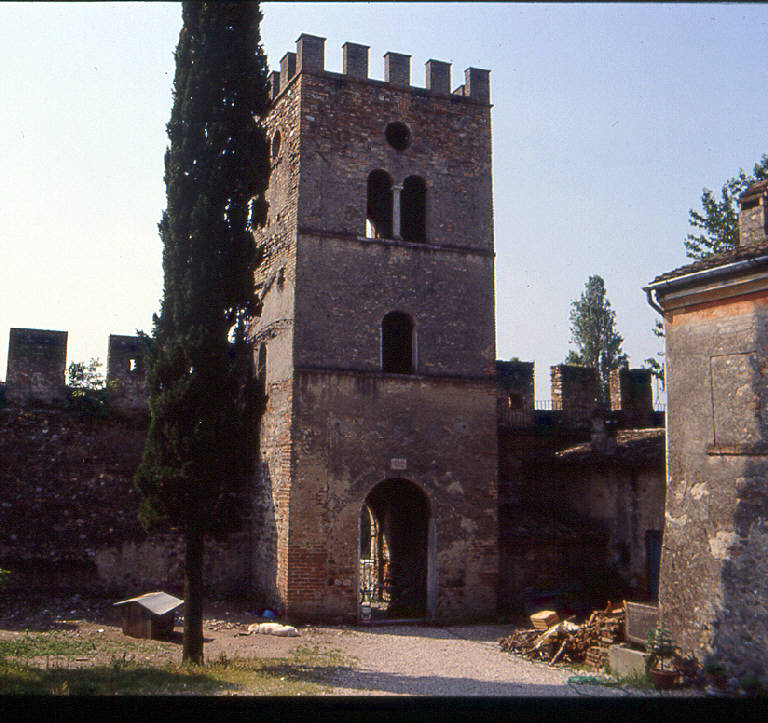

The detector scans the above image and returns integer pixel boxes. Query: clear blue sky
[2,2,767,400]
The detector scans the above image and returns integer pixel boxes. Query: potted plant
[702,660,728,691]
[646,626,677,690]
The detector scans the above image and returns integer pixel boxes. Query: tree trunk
[182,527,205,664]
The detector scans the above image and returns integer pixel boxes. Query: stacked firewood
[499,604,625,667]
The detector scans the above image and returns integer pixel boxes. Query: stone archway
[359,478,431,620]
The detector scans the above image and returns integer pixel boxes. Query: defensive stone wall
[497,360,656,431]
[6,328,68,406]
[4,329,148,415]
[0,408,249,597]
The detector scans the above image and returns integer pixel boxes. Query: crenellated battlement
[4,328,147,414]
[268,33,491,104]
[497,360,661,431]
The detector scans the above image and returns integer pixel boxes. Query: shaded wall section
[0,409,250,598]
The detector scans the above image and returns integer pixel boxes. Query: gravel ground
[291,624,656,697]
[0,594,700,696]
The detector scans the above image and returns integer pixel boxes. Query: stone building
[645,179,768,683]
[0,36,668,626]
[496,361,665,615]
[249,35,498,623]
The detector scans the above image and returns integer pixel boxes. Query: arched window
[382,312,414,374]
[366,170,393,239]
[400,175,426,243]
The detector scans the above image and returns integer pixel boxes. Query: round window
[385,122,411,151]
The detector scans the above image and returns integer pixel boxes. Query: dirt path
[229,623,647,697]
[0,595,688,696]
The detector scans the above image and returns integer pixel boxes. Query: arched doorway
[359,479,430,620]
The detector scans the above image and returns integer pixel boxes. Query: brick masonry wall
[295,70,493,250]
[249,77,302,611]
[106,335,148,414]
[661,291,768,682]
[0,408,249,597]
[609,368,653,428]
[551,365,598,428]
[294,235,495,376]
[251,54,498,623]
[496,361,535,427]
[288,369,498,623]
[6,329,68,406]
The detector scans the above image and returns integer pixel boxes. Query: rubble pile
[499,604,625,667]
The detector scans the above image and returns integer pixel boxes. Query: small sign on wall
[390,457,407,471]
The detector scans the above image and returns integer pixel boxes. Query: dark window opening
[385,122,411,151]
[366,170,393,238]
[271,131,281,159]
[400,175,426,243]
[382,311,414,374]
[645,530,662,601]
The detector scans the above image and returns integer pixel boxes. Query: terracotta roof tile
[649,241,768,285]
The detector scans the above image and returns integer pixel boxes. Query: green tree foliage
[66,358,115,417]
[134,1,270,665]
[643,319,665,391]
[684,154,768,260]
[565,275,628,404]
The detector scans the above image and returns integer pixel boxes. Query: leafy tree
[565,274,628,404]
[134,1,270,665]
[684,154,768,259]
[643,319,665,392]
[66,358,115,417]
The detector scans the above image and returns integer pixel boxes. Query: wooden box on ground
[113,591,183,640]
[530,610,559,630]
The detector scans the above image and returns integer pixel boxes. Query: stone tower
[250,34,498,623]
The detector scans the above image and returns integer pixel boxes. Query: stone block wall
[550,364,598,428]
[250,36,499,624]
[288,370,498,622]
[0,409,249,597]
[106,334,148,414]
[250,68,302,611]
[4,329,149,415]
[496,360,534,427]
[609,368,653,428]
[6,328,68,406]
[293,68,493,250]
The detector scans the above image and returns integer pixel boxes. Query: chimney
[739,180,768,246]
[343,42,369,79]
[384,52,411,86]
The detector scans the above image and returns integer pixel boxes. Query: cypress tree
[565,275,628,405]
[134,1,270,664]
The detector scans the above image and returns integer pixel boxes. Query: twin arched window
[366,171,426,243]
[382,311,414,374]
